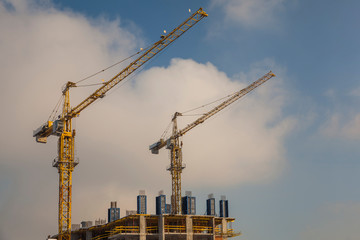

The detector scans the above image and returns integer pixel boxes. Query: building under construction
[70,214,237,240]
[49,192,240,240]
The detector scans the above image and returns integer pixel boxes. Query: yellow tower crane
[149,71,276,215]
[33,8,208,240]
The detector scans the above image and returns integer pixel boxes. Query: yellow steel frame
[170,143,183,215]
[57,131,74,240]
[56,83,77,240]
[168,113,185,215]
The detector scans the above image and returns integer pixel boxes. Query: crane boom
[68,8,208,118]
[33,8,207,240]
[33,7,208,143]
[150,71,276,153]
[178,71,275,137]
[149,71,275,214]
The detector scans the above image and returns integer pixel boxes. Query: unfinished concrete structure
[67,214,239,240]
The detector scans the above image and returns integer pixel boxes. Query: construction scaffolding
[55,214,240,240]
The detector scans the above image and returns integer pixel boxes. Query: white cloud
[319,86,360,140]
[211,0,287,28]
[300,202,360,240]
[350,87,360,97]
[0,1,293,239]
[323,88,336,98]
[321,115,360,140]
[342,114,360,139]
[91,58,295,188]
[320,112,360,140]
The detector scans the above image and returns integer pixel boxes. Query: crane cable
[46,44,155,120]
[160,90,240,139]
[75,43,154,86]
[85,33,182,101]
[47,25,201,123]
[161,121,173,139]
[181,91,238,115]
[48,94,64,121]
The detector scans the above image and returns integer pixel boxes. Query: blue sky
[0,0,359,240]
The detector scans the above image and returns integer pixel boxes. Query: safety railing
[164,225,186,233]
[193,226,213,233]
[110,226,140,235]
[146,226,159,233]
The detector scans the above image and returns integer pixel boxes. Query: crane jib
[149,71,276,153]
[67,8,207,119]
[178,71,275,136]
[33,7,208,146]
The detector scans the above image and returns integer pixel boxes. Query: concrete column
[186,216,193,240]
[211,218,216,240]
[140,215,146,240]
[221,218,227,240]
[158,216,165,240]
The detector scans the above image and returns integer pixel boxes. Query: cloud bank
[0,0,293,239]
[301,202,360,240]
[211,0,287,28]
[320,88,360,140]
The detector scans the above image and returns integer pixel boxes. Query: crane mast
[150,71,276,215]
[55,82,77,238]
[33,8,207,240]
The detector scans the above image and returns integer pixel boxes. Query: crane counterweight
[33,121,53,143]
